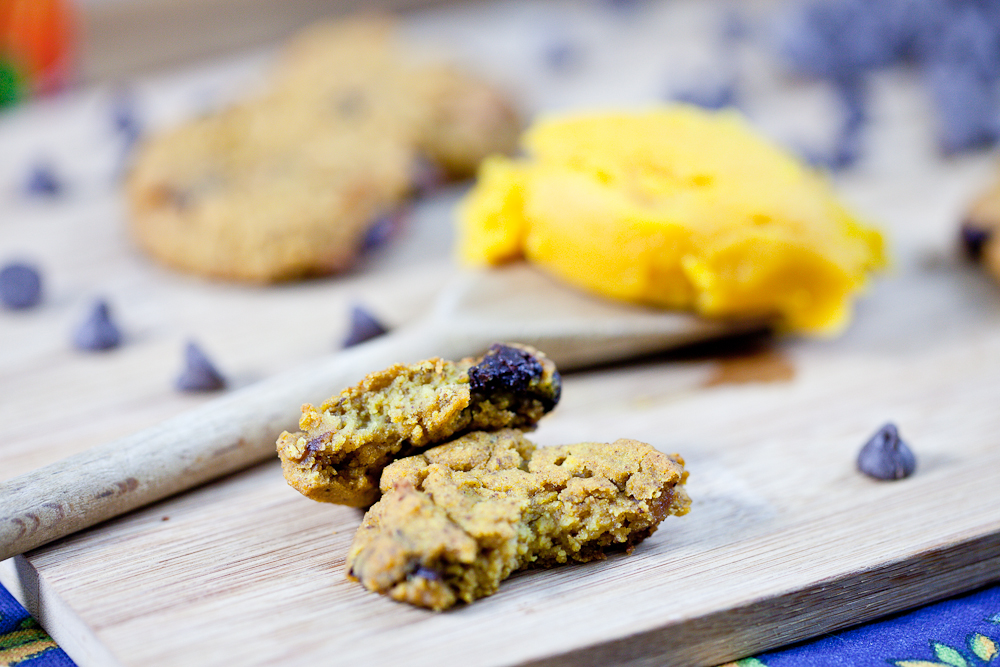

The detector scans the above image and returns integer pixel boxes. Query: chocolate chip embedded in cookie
[961,177,1000,282]
[276,344,561,507]
[345,429,690,611]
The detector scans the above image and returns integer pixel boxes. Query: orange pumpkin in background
[0,0,74,105]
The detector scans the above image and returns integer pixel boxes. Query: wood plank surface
[78,0,456,83]
[4,0,1000,665]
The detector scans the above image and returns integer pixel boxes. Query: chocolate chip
[72,299,122,351]
[361,213,402,252]
[672,83,738,110]
[412,565,442,582]
[960,221,991,260]
[543,39,583,73]
[342,305,389,348]
[827,76,868,169]
[776,0,1000,157]
[24,163,62,197]
[721,8,749,43]
[857,422,916,481]
[175,341,226,392]
[0,262,42,309]
[110,87,142,142]
[468,344,544,394]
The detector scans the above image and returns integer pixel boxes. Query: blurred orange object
[0,0,74,106]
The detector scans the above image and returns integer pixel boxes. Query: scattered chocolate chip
[175,341,226,392]
[110,87,142,142]
[468,344,544,394]
[342,305,389,348]
[821,76,868,169]
[672,82,738,110]
[857,422,916,481]
[602,0,642,14]
[109,88,143,177]
[721,7,749,43]
[361,212,403,251]
[543,39,583,73]
[776,0,1000,158]
[72,299,123,351]
[24,163,62,197]
[0,262,42,310]
[960,221,991,260]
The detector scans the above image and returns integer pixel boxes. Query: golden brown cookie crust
[276,344,561,507]
[126,16,519,282]
[346,429,690,611]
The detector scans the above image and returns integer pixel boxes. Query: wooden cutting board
[7,259,1000,667]
[4,1,1000,665]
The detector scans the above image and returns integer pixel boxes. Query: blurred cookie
[961,177,1000,282]
[126,16,519,282]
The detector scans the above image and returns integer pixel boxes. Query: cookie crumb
[857,422,916,481]
[0,262,42,310]
[342,304,389,348]
[176,341,226,392]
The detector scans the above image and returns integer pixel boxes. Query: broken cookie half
[346,429,691,611]
[276,343,561,506]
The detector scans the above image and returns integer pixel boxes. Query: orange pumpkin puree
[456,106,885,334]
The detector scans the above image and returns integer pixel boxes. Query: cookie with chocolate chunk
[346,429,690,611]
[276,344,561,507]
[126,16,519,282]
[962,177,1000,282]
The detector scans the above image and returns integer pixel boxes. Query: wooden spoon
[0,264,763,560]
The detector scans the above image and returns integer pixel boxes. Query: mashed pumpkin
[456,106,886,334]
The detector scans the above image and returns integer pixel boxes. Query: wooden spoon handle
[0,323,473,561]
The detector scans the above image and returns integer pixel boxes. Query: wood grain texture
[77,0,455,82]
[4,0,1000,665]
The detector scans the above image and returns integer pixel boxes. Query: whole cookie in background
[126,16,520,282]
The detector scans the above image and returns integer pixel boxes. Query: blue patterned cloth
[2,579,999,666]
[0,584,73,667]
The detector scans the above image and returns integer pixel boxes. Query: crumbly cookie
[961,177,1000,281]
[126,16,519,282]
[346,429,691,611]
[277,344,561,507]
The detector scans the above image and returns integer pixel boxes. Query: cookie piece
[276,344,561,507]
[346,429,690,611]
[126,16,519,282]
